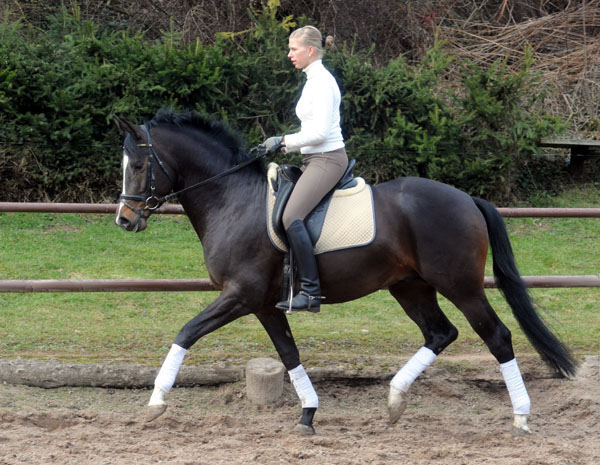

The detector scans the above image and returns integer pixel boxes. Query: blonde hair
[289,26,334,57]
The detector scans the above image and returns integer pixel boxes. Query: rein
[120,125,268,212]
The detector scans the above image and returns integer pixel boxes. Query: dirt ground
[0,355,598,465]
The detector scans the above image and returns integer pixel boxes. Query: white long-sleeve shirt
[284,60,345,154]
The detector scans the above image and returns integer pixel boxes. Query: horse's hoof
[512,425,532,436]
[294,423,316,435]
[387,386,407,425]
[512,414,531,435]
[145,404,167,422]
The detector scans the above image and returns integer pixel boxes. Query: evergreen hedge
[0,4,565,202]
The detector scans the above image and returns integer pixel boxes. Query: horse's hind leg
[387,281,458,424]
[443,287,531,434]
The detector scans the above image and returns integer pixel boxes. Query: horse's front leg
[255,308,318,435]
[146,290,252,422]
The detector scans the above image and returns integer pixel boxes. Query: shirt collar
[303,59,323,78]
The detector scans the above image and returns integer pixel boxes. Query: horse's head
[114,117,175,232]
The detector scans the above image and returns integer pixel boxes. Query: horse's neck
[180,173,267,245]
[165,131,267,244]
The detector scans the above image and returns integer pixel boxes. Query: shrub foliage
[0,3,565,202]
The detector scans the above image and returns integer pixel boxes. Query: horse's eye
[132,164,144,172]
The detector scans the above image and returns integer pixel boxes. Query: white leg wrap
[148,385,166,406]
[154,344,187,394]
[289,364,319,409]
[500,358,531,415]
[391,347,437,393]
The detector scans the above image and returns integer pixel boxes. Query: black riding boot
[275,219,322,313]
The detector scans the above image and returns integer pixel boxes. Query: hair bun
[323,35,334,49]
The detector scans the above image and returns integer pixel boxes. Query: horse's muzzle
[115,203,148,232]
[115,216,146,232]
[115,214,147,232]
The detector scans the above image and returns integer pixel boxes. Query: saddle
[270,159,358,247]
[266,159,375,303]
[266,160,375,255]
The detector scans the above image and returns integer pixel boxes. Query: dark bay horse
[114,109,575,435]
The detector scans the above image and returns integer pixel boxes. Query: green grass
[1,184,599,366]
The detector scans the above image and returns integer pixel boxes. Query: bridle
[119,125,174,213]
[119,125,268,213]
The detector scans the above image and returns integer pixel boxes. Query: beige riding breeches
[282,147,349,230]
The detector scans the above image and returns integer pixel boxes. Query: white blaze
[117,152,130,218]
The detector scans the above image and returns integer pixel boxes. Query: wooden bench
[538,138,600,167]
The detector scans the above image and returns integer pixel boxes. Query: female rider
[263,25,348,313]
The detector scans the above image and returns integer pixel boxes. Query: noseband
[119,125,267,213]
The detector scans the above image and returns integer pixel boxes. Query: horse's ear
[113,116,145,142]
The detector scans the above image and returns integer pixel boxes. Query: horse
[114,108,576,435]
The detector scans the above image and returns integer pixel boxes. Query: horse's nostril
[116,216,130,229]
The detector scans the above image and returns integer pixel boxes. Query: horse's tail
[472,197,577,377]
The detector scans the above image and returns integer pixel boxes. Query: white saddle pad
[265,162,376,255]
